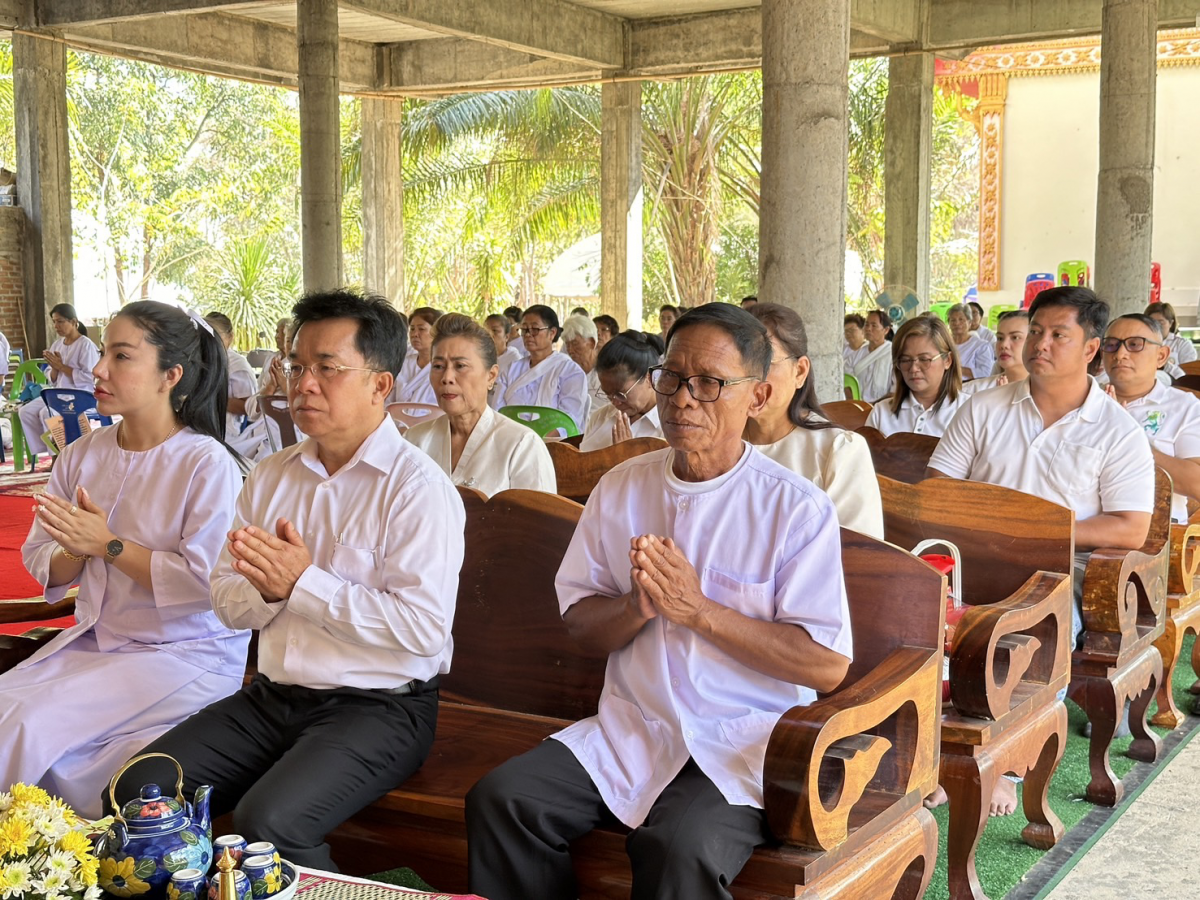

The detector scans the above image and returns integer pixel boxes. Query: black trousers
[466,739,769,900]
[121,674,439,870]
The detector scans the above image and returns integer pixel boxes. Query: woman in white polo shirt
[865,315,965,438]
[963,309,1029,396]
[1104,312,1200,524]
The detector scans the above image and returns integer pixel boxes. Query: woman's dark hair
[967,301,986,320]
[889,315,962,416]
[522,304,562,342]
[747,303,834,430]
[115,301,243,466]
[50,303,87,338]
[865,308,893,341]
[432,313,498,368]
[204,311,235,339]
[665,302,772,379]
[485,313,509,330]
[843,313,866,329]
[1029,286,1109,341]
[595,330,660,379]
[997,309,1029,326]
[644,332,666,356]
[292,289,408,375]
[409,306,442,328]
[503,305,523,324]
[660,304,679,316]
[1145,301,1178,334]
[593,314,620,337]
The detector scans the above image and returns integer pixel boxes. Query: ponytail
[116,301,247,470]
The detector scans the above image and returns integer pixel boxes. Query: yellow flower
[58,830,92,861]
[9,783,51,809]
[79,854,100,886]
[264,869,282,895]
[99,857,151,897]
[167,882,182,900]
[0,815,34,856]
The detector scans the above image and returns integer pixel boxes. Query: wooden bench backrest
[547,438,668,503]
[878,475,1075,605]
[821,400,873,432]
[440,488,607,721]
[856,426,939,485]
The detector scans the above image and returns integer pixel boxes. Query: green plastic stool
[929,303,954,322]
[498,405,580,438]
[6,358,49,472]
[987,304,1018,330]
[843,373,862,401]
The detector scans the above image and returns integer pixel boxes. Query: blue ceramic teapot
[98,753,213,900]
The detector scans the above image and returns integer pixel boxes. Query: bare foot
[923,785,948,809]
[989,778,1018,816]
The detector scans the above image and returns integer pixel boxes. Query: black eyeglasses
[593,374,645,404]
[1100,336,1163,354]
[648,365,759,403]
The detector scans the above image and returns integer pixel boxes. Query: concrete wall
[0,206,24,352]
[986,66,1200,317]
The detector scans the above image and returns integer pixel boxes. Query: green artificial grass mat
[366,868,436,892]
[924,634,1199,900]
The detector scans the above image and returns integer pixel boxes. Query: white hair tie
[185,307,216,336]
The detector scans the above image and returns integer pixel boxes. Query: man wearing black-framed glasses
[468,303,853,900]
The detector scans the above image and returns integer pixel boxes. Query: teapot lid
[120,783,185,830]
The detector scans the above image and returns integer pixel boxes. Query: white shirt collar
[294,414,402,478]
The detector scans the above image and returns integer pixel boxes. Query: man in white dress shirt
[129,290,465,870]
[467,303,854,900]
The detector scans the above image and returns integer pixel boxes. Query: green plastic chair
[498,405,580,438]
[987,304,1018,330]
[929,302,954,322]
[6,358,49,472]
[843,373,862,401]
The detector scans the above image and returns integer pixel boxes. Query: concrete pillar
[600,81,643,331]
[884,52,934,305]
[1093,0,1157,315]
[361,97,404,306]
[759,0,851,403]
[297,0,343,292]
[13,31,73,354]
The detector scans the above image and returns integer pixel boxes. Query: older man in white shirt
[128,290,465,870]
[466,303,854,900]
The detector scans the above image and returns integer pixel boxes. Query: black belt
[373,675,440,696]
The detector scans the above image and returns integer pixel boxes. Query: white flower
[0,860,33,899]
[0,793,13,815]
[32,809,70,840]
[45,850,76,877]
[84,883,103,900]
[35,869,71,895]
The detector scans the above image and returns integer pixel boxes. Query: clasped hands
[628,534,709,628]
[35,487,114,558]
[229,518,312,602]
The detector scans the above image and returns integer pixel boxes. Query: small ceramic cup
[213,835,247,867]
[241,855,282,898]
[243,842,278,866]
[207,869,250,900]
[170,868,206,900]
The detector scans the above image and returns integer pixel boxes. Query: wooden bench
[546,437,668,503]
[1150,519,1200,727]
[878,476,1073,900]
[857,427,940,485]
[328,487,946,898]
[822,399,873,432]
[0,593,77,672]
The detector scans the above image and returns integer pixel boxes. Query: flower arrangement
[0,784,105,900]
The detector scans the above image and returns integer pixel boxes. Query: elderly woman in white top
[947,302,995,380]
[18,303,101,456]
[1,301,247,817]
[1146,301,1196,374]
[744,303,883,538]
[850,309,894,403]
[204,312,259,455]
[493,304,590,432]
[963,310,1029,395]
[407,313,555,496]
[865,315,965,438]
[562,314,603,404]
[580,331,665,452]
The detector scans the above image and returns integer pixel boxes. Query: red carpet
[0,493,73,635]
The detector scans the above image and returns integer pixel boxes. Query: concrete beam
[929,0,1200,49]
[851,0,921,44]
[340,0,625,69]
[0,0,19,28]
[388,39,595,92]
[60,12,378,91]
[38,0,278,28]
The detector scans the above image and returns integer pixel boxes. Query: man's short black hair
[1028,286,1109,341]
[665,302,772,379]
[292,289,407,375]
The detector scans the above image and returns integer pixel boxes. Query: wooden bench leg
[1151,617,1186,729]
[1019,702,1068,851]
[941,750,996,900]
[1127,650,1164,765]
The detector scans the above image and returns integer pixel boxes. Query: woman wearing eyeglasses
[493,305,590,432]
[407,314,555,496]
[579,331,665,452]
[865,316,965,438]
[742,303,883,538]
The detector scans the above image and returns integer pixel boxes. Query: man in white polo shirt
[1103,313,1200,525]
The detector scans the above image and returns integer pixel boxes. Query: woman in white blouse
[18,303,101,456]
[1146,301,1197,372]
[865,315,965,438]
[406,313,555,497]
[947,302,995,380]
[963,309,1029,395]
[493,305,590,432]
[850,309,894,403]
[744,303,883,538]
[580,331,664,452]
[392,307,442,406]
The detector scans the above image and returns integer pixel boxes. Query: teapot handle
[108,752,187,827]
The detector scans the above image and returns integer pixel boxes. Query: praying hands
[35,487,114,558]
[630,534,709,627]
[229,518,312,602]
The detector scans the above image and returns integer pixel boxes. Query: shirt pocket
[701,568,776,621]
[718,710,782,789]
[1049,441,1105,498]
[591,694,665,792]
[329,543,382,588]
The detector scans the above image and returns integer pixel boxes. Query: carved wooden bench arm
[1168,523,1200,597]
[1080,544,1167,652]
[948,571,1071,719]
[762,644,940,852]
[0,590,77,625]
